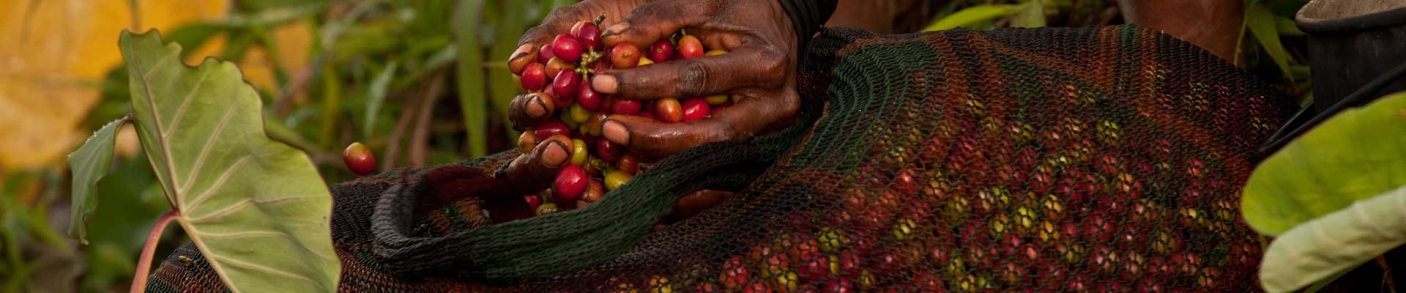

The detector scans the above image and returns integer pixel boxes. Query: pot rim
[1296,0,1406,33]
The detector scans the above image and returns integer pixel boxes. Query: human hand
[591,0,800,159]
[508,0,802,160]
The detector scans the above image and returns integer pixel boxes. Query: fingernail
[527,94,548,118]
[603,120,630,146]
[510,44,534,61]
[593,74,618,94]
[602,23,629,38]
[543,141,568,167]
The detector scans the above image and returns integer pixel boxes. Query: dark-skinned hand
[504,0,802,224]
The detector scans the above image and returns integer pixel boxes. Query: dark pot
[1297,0,1406,112]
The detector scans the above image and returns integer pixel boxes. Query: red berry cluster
[515,16,731,216]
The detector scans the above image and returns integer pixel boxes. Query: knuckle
[678,61,710,96]
[756,49,788,79]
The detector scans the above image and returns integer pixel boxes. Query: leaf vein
[206,254,315,284]
[180,107,237,194]
[184,156,250,211]
[164,69,210,140]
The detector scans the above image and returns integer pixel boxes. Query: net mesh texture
[147,25,1294,292]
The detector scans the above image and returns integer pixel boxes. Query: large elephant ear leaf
[1260,186,1406,293]
[119,30,340,292]
[1242,91,1406,236]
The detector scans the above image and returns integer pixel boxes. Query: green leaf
[119,30,339,292]
[489,0,529,146]
[1275,16,1304,36]
[364,61,396,135]
[1245,1,1294,78]
[1242,91,1406,236]
[1010,1,1046,28]
[923,4,1022,32]
[66,116,131,244]
[455,0,488,157]
[1259,185,1406,292]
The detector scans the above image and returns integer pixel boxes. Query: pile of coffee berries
[514,16,731,216]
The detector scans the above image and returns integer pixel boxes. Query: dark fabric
[147,25,1294,292]
[779,0,840,55]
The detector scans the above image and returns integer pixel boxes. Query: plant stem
[130,211,178,293]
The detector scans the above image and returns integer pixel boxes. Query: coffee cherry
[720,257,750,290]
[596,138,624,162]
[681,98,711,121]
[822,278,853,293]
[648,39,675,62]
[617,153,641,174]
[534,120,572,139]
[578,81,604,111]
[677,35,704,59]
[517,131,537,153]
[610,43,642,69]
[343,142,376,176]
[552,34,584,63]
[604,170,633,190]
[537,43,556,63]
[570,138,588,165]
[569,104,591,124]
[519,62,548,91]
[706,49,728,56]
[581,179,605,203]
[536,202,559,216]
[612,98,643,115]
[638,56,655,67]
[553,71,582,101]
[654,98,684,123]
[705,95,728,105]
[558,111,580,130]
[545,57,574,79]
[582,113,608,136]
[554,165,588,203]
[571,21,603,50]
[524,194,543,211]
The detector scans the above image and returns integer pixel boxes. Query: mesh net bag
[147,26,1295,292]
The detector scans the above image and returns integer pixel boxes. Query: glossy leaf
[1245,1,1294,78]
[67,116,131,244]
[1010,0,1046,28]
[1243,92,1406,236]
[455,0,488,157]
[120,30,339,292]
[488,0,529,144]
[923,4,1022,31]
[1260,186,1406,293]
[364,61,396,135]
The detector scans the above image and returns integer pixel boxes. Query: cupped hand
[508,0,801,160]
[503,0,800,223]
[592,0,800,159]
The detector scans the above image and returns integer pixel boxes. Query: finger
[499,135,572,195]
[508,92,557,131]
[599,0,714,48]
[508,44,539,75]
[512,3,597,74]
[602,90,799,158]
[592,47,785,99]
[664,190,733,223]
